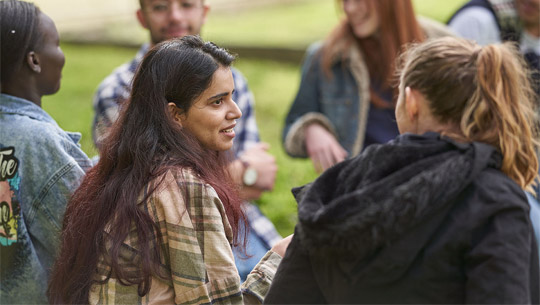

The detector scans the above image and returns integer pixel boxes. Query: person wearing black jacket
[265,37,540,304]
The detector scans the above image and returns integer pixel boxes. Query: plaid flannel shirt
[92,44,281,251]
[89,169,281,305]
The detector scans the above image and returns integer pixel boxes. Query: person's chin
[354,28,376,39]
[46,83,62,96]
[217,143,234,152]
[167,31,191,40]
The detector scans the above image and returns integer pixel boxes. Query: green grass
[204,0,340,48]
[233,59,318,234]
[42,44,137,159]
[64,0,468,50]
[203,0,467,49]
[43,44,315,236]
[43,0,468,236]
[413,0,469,22]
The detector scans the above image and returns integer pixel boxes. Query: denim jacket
[283,41,366,158]
[283,17,454,158]
[0,94,92,304]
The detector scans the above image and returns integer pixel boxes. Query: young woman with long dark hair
[47,36,290,305]
[266,37,539,303]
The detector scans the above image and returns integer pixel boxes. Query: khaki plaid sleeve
[241,251,282,303]
[154,170,244,304]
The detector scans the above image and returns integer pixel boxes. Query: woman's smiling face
[178,66,242,152]
[342,0,380,39]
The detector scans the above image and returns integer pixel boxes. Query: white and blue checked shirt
[92,43,281,249]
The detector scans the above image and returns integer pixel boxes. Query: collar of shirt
[0,93,57,125]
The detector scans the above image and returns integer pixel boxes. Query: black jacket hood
[294,133,502,283]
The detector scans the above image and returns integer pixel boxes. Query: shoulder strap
[447,0,494,24]
[486,0,521,42]
[448,0,521,42]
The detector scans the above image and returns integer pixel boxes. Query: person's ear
[404,87,419,121]
[26,51,41,73]
[201,4,210,25]
[136,8,149,29]
[168,102,184,126]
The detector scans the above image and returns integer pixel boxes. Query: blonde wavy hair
[399,37,539,191]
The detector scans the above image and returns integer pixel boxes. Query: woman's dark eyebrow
[207,92,228,101]
[207,90,234,101]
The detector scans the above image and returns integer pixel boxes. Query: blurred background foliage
[37,0,467,236]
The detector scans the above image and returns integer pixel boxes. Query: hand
[239,143,278,191]
[271,234,293,257]
[227,160,265,201]
[305,123,348,173]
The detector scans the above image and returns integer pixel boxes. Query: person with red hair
[282,0,452,173]
[267,36,539,304]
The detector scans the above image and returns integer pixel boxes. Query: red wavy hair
[321,0,425,108]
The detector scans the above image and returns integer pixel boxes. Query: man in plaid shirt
[92,0,281,281]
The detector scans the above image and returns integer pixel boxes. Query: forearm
[228,159,244,186]
[227,160,264,202]
[241,251,282,303]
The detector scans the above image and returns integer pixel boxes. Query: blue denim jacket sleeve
[283,42,361,158]
[1,134,90,303]
[26,131,91,270]
[283,43,334,158]
[0,94,92,303]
